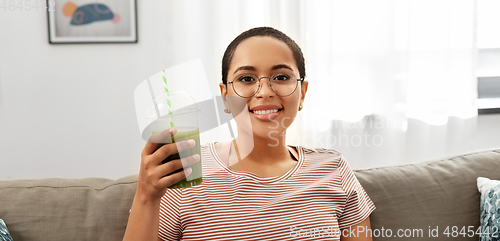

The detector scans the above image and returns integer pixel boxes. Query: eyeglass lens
[232,72,298,97]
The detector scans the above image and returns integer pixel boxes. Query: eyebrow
[233,64,294,74]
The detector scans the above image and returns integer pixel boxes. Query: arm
[340,217,372,241]
[122,128,200,241]
[337,155,376,241]
[123,193,163,241]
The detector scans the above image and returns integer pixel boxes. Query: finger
[142,128,175,157]
[151,139,196,163]
[170,127,177,136]
[180,153,201,169]
[157,154,200,177]
[148,128,174,144]
[158,167,192,188]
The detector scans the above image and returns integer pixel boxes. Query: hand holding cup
[138,127,201,201]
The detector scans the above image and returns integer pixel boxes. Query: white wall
[0,0,246,181]
[0,1,220,180]
[1,1,499,181]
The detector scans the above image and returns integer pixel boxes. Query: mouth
[249,108,283,121]
[249,108,283,115]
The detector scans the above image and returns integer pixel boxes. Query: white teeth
[253,109,279,115]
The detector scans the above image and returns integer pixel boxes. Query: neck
[232,128,290,165]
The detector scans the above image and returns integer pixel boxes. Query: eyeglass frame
[225,72,305,98]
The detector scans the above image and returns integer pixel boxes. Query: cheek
[285,93,301,109]
[226,95,249,116]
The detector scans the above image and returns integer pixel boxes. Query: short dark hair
[221,26,306,84]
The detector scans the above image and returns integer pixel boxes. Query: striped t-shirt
[159,142,375,240]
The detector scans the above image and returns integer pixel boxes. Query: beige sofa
[1,148,499,241]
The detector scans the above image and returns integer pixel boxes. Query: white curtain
[160,0,478,169]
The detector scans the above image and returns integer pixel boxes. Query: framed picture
[47,0,138,44]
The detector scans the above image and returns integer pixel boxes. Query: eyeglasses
[227,72,304,98]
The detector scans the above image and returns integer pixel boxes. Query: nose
[255,77,275,98]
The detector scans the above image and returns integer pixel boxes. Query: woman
[123,27,375,241]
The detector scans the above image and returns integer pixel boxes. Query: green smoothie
[155,127,202,189]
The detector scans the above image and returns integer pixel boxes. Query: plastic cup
[147,91,202,189]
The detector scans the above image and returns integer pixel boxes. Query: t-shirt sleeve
[337,155,376,229]
[158,189,183,241]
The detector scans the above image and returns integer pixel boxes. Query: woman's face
[219,36,308,141]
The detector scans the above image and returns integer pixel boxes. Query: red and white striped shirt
[159,142,375,240]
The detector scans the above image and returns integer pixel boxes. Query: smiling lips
[249,105,283,121]
[253,109,279,115]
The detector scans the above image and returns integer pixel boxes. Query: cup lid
[146,90,199,119]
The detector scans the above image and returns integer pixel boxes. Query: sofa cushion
[477,177,500,241]
[355,148,500,241]
[0,175,137,241]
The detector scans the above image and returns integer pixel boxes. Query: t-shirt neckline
[209,142,304,184]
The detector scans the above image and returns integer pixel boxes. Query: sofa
[1,147,499,241]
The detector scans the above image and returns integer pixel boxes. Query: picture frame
[47,0,138,44]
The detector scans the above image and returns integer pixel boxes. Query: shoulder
[298,145,345,166]
[201,142,212,149]
[200,142,216,156]
[300,146,343,155]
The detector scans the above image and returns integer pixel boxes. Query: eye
[237,75,257,84]
[272,73,292,83]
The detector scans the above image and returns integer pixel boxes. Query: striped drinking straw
[161,69,174,128]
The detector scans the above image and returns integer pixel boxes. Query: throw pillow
[477,177,500,241]
[0,219,13,241]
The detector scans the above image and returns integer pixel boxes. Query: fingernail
[194,154,200,161]
[185,167,192,176]
[188,139,195,146]
[169,127,177,135]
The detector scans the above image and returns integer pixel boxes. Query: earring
[298,104,303,111]
[224,108,231,113]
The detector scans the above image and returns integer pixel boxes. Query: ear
[219,83,228,104]
[299,80,308,106]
